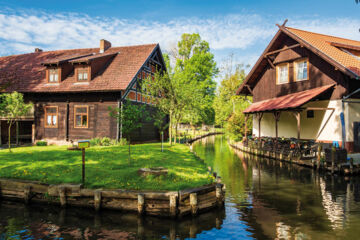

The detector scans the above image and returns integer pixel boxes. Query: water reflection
[193,136,360,240]
[0,201,225,239]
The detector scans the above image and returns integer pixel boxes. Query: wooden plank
[265,43,301,57]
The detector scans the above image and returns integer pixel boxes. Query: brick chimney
[100,39,111,53]
[35,48,43,53]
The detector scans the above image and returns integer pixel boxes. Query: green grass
[0,143,214,191]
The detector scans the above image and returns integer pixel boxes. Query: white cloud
[0,10,359,77]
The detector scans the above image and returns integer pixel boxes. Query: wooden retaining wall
[230,141,360,175]
[0,179,225,218]
[186,132,223,144]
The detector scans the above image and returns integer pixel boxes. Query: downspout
[116,98,121,141]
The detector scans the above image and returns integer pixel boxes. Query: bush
[89,137,127,146]
[90,138,101,146]
[100,137,112,146]
[225,112,252,141]
[116,138,128,146]
[36,141,47,146]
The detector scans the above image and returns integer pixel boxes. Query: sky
[0,0,359,78]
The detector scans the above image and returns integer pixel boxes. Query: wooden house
[237,22,360,152]
[0,40,167,145]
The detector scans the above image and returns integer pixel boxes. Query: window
[48,68,59,83]
[294,59,309,81]
[45,106,58,128]
[307,110,314,118]
[276,63,289,84]
[77,66,89,82]
[74,106,88,128]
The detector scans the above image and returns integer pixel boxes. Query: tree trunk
[161,131,164,152]
[8,121,12,152]
[128,137,131,164]
[169,111,173,145]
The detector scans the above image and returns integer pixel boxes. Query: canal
[1,136,360,239]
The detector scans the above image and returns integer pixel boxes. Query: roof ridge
[286,27,360,45]
[0,43,159,60]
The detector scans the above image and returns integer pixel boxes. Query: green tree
[0,92,33,152]
[109,101,149,163]
[213,62,251,140]
[152,109,169,152]
[144,33,218,144]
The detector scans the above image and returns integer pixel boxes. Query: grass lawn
[0,143,213,191]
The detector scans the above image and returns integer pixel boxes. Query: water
[2,136,360,239]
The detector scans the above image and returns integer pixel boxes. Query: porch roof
[243,84,335,114]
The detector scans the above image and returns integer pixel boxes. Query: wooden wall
[25,92,161,142]
[252,35,350,103]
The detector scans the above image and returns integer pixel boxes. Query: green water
[192,135,360,239]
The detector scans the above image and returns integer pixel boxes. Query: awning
[243,84,335,113]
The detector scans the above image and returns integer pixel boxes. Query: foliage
[109,101,149,140]
[213,62,252,140]
[36,141,48,146]
[90,137,128,146]
[0,92,33,152]
[226,111,252,141]
[144,33,218,144]
[152,109,169,134]
[0,143,213,190]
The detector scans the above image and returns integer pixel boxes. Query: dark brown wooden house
[237,23,360,152]
[0,40,166,145]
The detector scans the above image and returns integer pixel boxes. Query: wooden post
[350,158,354,174]
[31,124,35,144]
[216,184,224,207]
[273,112,281,151]
[16,121,19,146]
[59,187,66,207]
[23,185,31,204]
[317,143,322,171]
[245,114,249,139]
[169,194,177,218]
[292,112,301,140]
[331,146,336,174]
[257,113,264,138]
[82,148,85,186]
[190,193,198,216]
[94,190,102,211]
[138,194,145,215]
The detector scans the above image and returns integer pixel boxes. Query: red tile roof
[69,52,118,63]
[243,84,335,113]
[286,27,360,76]
[0,43,158,93]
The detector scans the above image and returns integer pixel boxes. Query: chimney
[35,48,43,53]
[100,39,111,53]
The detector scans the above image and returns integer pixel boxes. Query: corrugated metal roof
[243,84,335,113]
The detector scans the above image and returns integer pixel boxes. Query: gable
[237,26,360,97]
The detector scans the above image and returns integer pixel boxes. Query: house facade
[237,24,360,152]
[0,40,167,145]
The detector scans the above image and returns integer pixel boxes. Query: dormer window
[276,63,289,84]
[76,66,89,82]
[47,68,60,83]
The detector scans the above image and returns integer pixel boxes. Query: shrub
[100,137,111,146]
[36,141,47,146]
[90,138,101,146]
[116,138,128,146]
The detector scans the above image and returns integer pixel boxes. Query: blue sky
[0,0,359,77]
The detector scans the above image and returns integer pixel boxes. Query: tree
[213,61,251,140]
[152,109,169,152]
[109,101,149,163]
[0,92,33,152]
[145,33,218,145]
